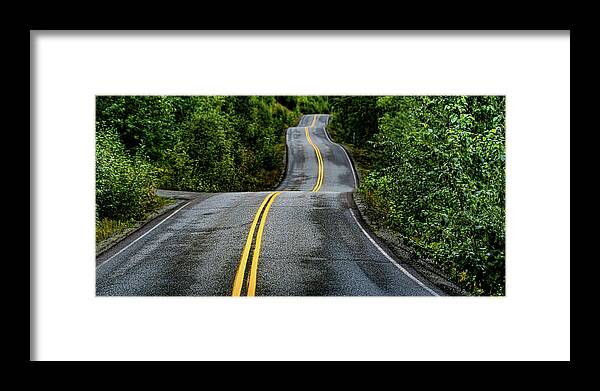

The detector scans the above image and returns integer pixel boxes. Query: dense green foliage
[276,96,330,114]
[96,96,326,226]
[328,96,379,146]
[95,129,159,220]
[330,96,505,295]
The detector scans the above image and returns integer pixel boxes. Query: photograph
[95,95,506,297]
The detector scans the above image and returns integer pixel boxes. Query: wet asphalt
[96,114,441,296]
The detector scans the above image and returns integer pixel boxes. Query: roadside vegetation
[328,96,506,296]
[95,96,326,244]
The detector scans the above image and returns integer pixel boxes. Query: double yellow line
[306,115,324,192]
[231,114,321,296]
[231,191,281,296]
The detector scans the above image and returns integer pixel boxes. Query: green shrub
[95,130,159,221]
[328,96,379,146]
[294,96,330,114]
[96,96,177,162]
[355,96,505,295]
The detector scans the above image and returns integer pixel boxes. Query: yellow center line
[315,144,324,192]
[232,114,322,296]
[231,192,277,296]
[305,126,324,192]
[247,191,282,296]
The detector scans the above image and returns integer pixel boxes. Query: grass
[96,218,136,243]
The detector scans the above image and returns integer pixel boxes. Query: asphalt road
[96,114,442,296]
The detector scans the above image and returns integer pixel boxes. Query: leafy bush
[294,96,330,114]
[96,96,177,162]
[328,96,379,146]
[95,130,159,220]
[347,96,505,295]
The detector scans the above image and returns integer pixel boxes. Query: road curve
[96,114,442,296]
